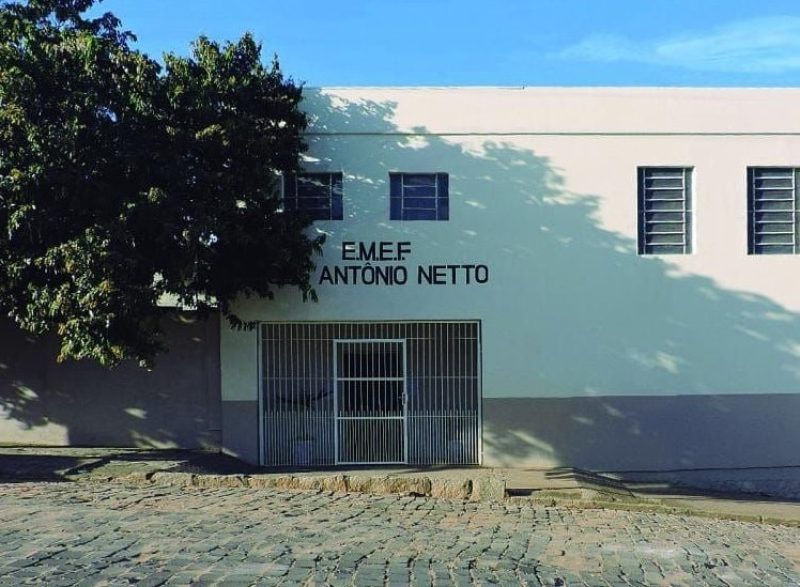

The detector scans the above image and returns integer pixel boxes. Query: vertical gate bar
[303,323,308,464]
[421,324,423,463]
[317,324,321,464]
[339,324,343,464]
[272,325,278,465]
[421,323,427,465]
[257,326,263,466]
[307,323,313,464]
[333,337,339,465]
[385,338,389,463]
[450,323,454,463]
[456,323,460,463]
[371,335,375,463]
[277,324,283,465]
[289,323,295,466]
[436,322,440,463]
[275,323,281,465]
[460,322,465,464]
[326,324,331,465]
[308,323,312,464]
[267,324,272,466]
[284,323,289,466]
[389,335,392,462]
[297,322,302,465]
[463,322,468,464]
[271,325,278,465]
[421,322,426,464]
[301,323,306,465]
[382,338,387,463]
[444,323,449,463]
[286,322,291,466]
[438,323,443,464]
[261,325,267,465]
[354,343,364,461]
[434,322,440,463]
[438,322,443,464]
[351,330,354,462]
[423,322,428,463]
[390,335,394,463]
[466,322,471,463]
[275,324,280,465]
[384,339,387,463]
[322,324,328,465]
[310,323,316,464]
[400,340,408,464]
[308,323,313,464]
[295,323,300,465]
[284,322,289,466]
[278,323,284,465]
[407,324,413,464]
[428,321,435,463]
[262,325,268,465]
[315,324,320,464]
[447,323,452,463]
[461,322,466,464]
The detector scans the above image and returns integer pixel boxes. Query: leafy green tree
[0,0,320,367]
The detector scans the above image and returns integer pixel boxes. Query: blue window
[390,172,449,221]
[283,172,343,220]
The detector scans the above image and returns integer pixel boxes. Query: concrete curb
[99,470,507,502]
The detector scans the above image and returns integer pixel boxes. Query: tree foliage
[0,0,321,366]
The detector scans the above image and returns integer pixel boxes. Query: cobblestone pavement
[0,482,798,586]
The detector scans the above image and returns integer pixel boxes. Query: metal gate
[260,322,481,467]
[334,340,407,464]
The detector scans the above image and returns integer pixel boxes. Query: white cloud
[557,16,800,74]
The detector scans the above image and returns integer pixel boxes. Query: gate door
[334,339,407,464]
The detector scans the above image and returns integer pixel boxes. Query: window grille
[283,172,343,220]
[260,321,480,467]
[637,167,693,255]
[748,167,800,255]
[390,172,449,221]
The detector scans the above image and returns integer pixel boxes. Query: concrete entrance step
[502,467,633,497]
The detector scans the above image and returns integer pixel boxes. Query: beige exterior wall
[0,313,221,449]
[222,87,800,468]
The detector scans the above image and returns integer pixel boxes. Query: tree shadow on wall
[2,89,800,472]
[298,89,800,470]
[0,311,221,453]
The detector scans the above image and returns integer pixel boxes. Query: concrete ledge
[6,449,800,525]
[146,470,504,502]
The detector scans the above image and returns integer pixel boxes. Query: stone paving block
[0,482,799,587]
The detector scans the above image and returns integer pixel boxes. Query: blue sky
[95,0,800,86]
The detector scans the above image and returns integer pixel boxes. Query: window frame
[637,166,694,256]
[747,166,800,255]
[389,172,449,221]
[282,171,344,221]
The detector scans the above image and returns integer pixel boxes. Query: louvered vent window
[748,167,800,255]
[637,167,693,255]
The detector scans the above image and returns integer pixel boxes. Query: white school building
[3,86,800,475]
[220,86,800,470]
